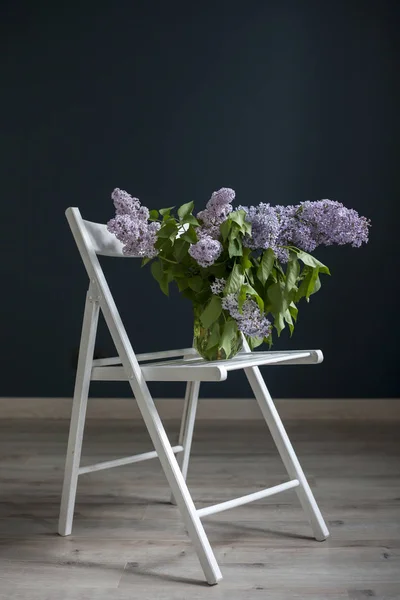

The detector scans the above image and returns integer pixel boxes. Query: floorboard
[0,418,399,599]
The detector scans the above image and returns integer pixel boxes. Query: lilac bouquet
[108,187,370,360]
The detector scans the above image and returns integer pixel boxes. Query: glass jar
[193,305,242,361]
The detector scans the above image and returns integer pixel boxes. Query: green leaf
[240,283,264,312]
[311,274,321,295]
[220,319,238,358]
[200,295,222,328]
[284,308,294,336]
[206,321,220,350]
[141,256,153,267]
[177,278,189,292]
[182,214,200,226]
[188,276,204,292]
[151,261,169,296]
[266,282,284,313]
[296,250,330,275]
[282,253,300,307]
[242,220,252,235]
[171,263,187,278]
[229,210,246,228]
[225,264,244,295]
[241,248,252,270]
[173,238,190,262]
[149,209,159,221]
[150,260,163,282]
[295,266,321,301]
[295,268,312,301]
[159,206,174,217]
[177,201,194,220]
[155,237,173,253]
[228,236,242,257]
[181,225,198,244]
[247,336,264,350]
[238,285,247,311]
[220,219,231,242]
[289,301,298,322]
[285,254,300,294]
[157,222,178,239]
[264,333,273,348]
[165,264,175,283]
[274,311,285,336]
[257,248,275,285]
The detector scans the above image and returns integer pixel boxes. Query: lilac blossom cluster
[197,187,235,232]
[292,200,370,249]
[210,278,226,294]
[188,229,222,268]
[107,188,159,257]
[221,294,272,339]
[237,202,289,262]
[189,188,235,267]
[239,199,370,259]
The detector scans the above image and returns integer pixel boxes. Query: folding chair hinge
[88,281,101,304]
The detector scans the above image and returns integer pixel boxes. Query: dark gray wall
[1,1,398,398]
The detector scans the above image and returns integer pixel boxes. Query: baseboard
[0,397,399,420]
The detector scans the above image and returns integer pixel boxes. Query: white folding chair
[59,207,329,585]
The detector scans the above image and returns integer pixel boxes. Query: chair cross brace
[196,479,300,518]
[78,445,184,475]
[58,207,330,586]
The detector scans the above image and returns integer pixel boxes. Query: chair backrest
[65,206,144,371]
[81,215,140,257]
[66,206,139,269]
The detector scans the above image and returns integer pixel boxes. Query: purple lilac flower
[275,200,370,251]
[297,200,370,247]
[238,203,280,250]
[111,187,141,215]
[197,188,235,231]
[107,188,159,258]
[238,203,290,262]
[210,278,226,294]
[239,200,370,258]
[189,233,222,268]
[222,294,272,339]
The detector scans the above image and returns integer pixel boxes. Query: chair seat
[91,349,323,382]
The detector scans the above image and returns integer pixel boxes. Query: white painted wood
[65,207,222,584]
[91,351,321,382]
[62,207,330,584]
[136,348,197,362]
[242,337,330,542]
[91,348,318,368]
[58,286,99,536]
[196,479,300,518]
[91,356,122,367]
[178,381,199,481]
[170,380,200,505]
[91,364,228,382]
[142,351,319,369]
[83,219,190,258]
[82,219,126,257]
[78,445,184,475]
[92,348,197,367]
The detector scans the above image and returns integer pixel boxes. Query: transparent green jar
[193,305,242,361]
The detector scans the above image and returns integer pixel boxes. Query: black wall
[1,1,398,399]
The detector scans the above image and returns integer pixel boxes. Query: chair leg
[170,381,200,505]
[244,363,329,541]
[124,378,221,584]
[58,290,99,536]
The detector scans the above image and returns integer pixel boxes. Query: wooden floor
[0,418,399,599]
